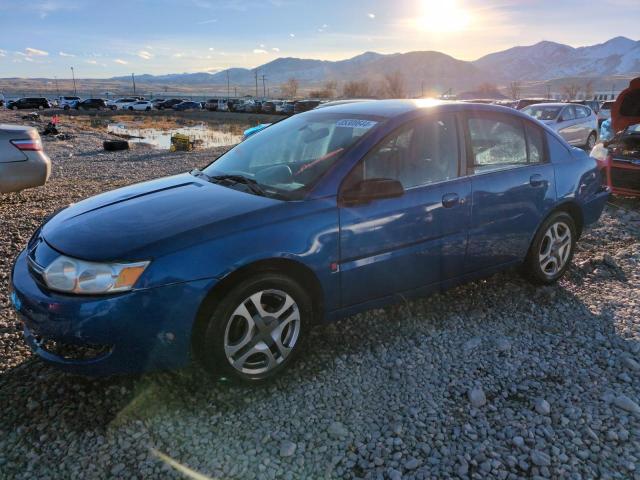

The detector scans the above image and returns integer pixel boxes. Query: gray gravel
[1,109,640,479]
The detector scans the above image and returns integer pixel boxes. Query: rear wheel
[12,106,17,110]
[524,211,576,284]
[585,132,597,150]
[128,106,134,111]
[195,273,311,382]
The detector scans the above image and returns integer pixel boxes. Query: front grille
[35,335,112,361]
[611,163,640,192]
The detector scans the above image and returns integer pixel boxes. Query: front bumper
[10,249,218,376]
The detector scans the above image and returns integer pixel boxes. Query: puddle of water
[107,123,244,150]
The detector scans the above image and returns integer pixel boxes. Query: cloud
[197,18,217,24]
[208,47,215,51]
[0,49,6,57]
[289,33,295,38]
[272,47,280,52]
[172,53,184,58]
[58,51,74,57]
[25,47,48,56]
[137,50,153,60]
[24,57,34,62]
[114,58,128,65]
[86,59,98,64]
[368,13,376,19]
[260,44,265,48]
[253,49,268,54]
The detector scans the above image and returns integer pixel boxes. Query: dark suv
[7,98,50,110]
[157,99,185,110]
[77,99,107,110]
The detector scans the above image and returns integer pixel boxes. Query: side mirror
[341,178,404,205]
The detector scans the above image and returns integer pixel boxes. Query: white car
[58,96,81,110]
[598,101,614,125]
[127,100,153,111]
[522,103,599,149]
[108,98,138,111]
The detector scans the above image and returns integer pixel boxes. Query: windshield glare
[523,106,562,121]
[203,112,380,197]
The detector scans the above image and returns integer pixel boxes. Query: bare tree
[561,82,581,100]
[281,78,299,99]
[309,80,338,99]
[507,81,521,100]
[381,71,407,99]
[583,80,594,100]
[342,80,373,98]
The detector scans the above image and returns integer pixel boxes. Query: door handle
[530,174,544,187]
[442,193,459,208]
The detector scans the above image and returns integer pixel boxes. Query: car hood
[41,173,282,262]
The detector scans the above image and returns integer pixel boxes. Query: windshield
[523,105,562,121]
[202,112,381,198]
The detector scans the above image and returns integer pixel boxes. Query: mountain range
[109,36,640,93]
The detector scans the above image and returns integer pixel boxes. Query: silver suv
[0,125,51,193]
[522,103,599,149]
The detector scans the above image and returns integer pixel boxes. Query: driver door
[338,114,471,307]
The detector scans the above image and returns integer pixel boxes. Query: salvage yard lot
[0,109,639,479]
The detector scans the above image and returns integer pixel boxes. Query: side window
[467,115,527,173]
[561,106,576,121]
[575,106,588,119]
[524,122,546,164]
[354,115,459,189]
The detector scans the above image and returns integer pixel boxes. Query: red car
[592,77,640,197]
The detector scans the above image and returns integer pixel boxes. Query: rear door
[574,106,591,144]
[463,112,556,272]
[557,106,580,145]
[338,113,471,306]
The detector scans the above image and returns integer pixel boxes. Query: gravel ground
[1,109,639,479]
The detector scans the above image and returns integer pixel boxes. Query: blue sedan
[10,100,609,382]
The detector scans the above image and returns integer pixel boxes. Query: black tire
[128,106,134,111]
[146,107,151,111]
[103,139,129,151]
[110,105,117,111]
[195,272,312,383]
[585,132,597,150]
[524,211,576,285]
[12,106,17,110]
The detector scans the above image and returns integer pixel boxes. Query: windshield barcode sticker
[336,119,378,129]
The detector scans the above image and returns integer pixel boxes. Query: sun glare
[418,0,471,33]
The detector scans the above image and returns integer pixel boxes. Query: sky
[0,0,639,78]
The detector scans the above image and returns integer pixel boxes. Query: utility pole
[254,69,258,98]
[54,76,60,96]
[226,70,230,99]
[70,67,77,95]
[261,75,267,98]
[421,81,424,97]
[131,73,136,95]
[234,86,237,97]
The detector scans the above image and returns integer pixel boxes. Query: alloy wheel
[223,289,301,376]
[538,221,572,278]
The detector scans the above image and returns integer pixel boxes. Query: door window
[561,106,576,121]
[348,115,459,190]
[575,106,589,119]
[467,115,528,173]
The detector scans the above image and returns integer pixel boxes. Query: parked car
[261,101,276,114]
[10,100,609,381]
[226,99,243,112]
[522,103,598,149]
[7,98,50,110]
[591,77,640,197]
[598,101,614,126]
[294,100,321,114]
[77,99,107,110]
[0,124,51,193]
[109,98,138,111]
[151,98,166,108]
[280,101,295,115]
[128,100,153,111]
[173,101,202,111]
[514,98,549,110]
[157,99,185,110]
[58,96,81,110]
[239,100,260,113]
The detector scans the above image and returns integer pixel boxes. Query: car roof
[311,99,535,119]
[521,103,568,108]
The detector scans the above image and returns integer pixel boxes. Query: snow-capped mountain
[474,36,640,81]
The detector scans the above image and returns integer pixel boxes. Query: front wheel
[524,211,576,284]
[195,273,311,382]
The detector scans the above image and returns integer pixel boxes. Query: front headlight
[43,255,149,294]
